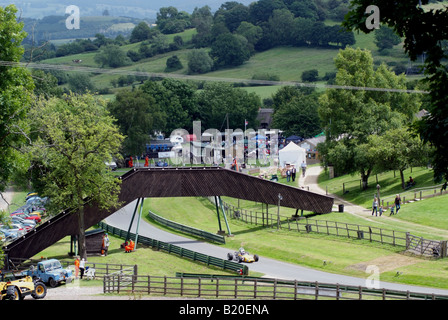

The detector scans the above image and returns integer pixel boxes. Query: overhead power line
[0,60,429,94]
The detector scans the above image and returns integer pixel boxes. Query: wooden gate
[406,233,447,258]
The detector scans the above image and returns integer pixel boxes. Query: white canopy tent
[278,142,306,168]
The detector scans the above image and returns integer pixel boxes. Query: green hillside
[39,23,421,101]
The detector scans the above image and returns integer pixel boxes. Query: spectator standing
[79,258,86,279]
[291,165,297,182]
[372,196,378,216]
[394,194,401,213]
[74,256,80,279]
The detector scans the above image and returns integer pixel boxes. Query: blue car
[27,259,74,288]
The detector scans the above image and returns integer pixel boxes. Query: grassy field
[318,166,442,208]
[142,194,448,289]
[40,24,419,101]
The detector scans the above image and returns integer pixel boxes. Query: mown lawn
[144,196,448,289]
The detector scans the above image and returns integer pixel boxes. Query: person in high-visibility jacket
[125,240,135,253]
[144,156,149,167]
[74,257,80,279]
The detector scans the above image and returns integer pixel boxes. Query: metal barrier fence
[98,221,247,275]
[148,209,225,244]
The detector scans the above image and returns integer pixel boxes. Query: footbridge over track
[3,167,334,265]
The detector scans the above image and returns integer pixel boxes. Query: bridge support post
[215,196,232,236]
[134,198,144,251]
[214,196,224,234]
[126,198,141,242]
[218,196,232,237]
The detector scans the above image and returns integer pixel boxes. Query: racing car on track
[227,247,259,263]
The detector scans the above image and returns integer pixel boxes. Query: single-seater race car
[227,247,259,263]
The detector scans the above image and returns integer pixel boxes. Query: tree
[108,89,166,155]
[197,82,260,130]
[156,6,191,34]
[32,69,63,98]
[187,49,214,74]
[288,0,319,20]
[343,0,448,182]
[215,2,250,32]
[165,55,183,72]
[235,21,263,53]
[374,25,401,51]
[248,0,286,24]
[210,33,250,67]
[301,69,319,82]
[318,48,420,189]
[129,22,152,43]
[272,92,322,138]
[191,6,213,48]
[0,5,35,196]
[141,79,199,134]
[67,73,96,94]
[264,9,296,47]
[94,45,130,68]
[27,93,124,259]
[368,128,431,189]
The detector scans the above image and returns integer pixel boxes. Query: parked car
[0,223,25,237]
[10,211,41,223]
[12,221,33,232]
[26,259,74,288]
[105,161,117,171]
[0,227,20,240]
[0,230,9,242]
[11,216,36,228]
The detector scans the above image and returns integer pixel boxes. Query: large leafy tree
[0,5,34,196]
[108,88,166,156]
[271,87,322,138]
[210,33,251,67]
[141,79,199,135]
[343,0,448,182]
[368,127,431,189]
[28,93,124,259]
[318,48,420,189]
[197,82,260,130]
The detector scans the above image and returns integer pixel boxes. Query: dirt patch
[346,254,420,273]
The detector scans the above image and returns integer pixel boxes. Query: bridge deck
[3,167,334,264]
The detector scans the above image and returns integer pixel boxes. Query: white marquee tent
[278,142,306,168]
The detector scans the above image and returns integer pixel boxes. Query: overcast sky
[2,0,255,18]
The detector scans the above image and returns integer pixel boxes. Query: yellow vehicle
[227,247,259,263]
[0,272,47,300]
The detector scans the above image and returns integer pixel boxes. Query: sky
[1,0,255,19]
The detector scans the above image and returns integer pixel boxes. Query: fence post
[273,279,277,299]
[294,280,298,300]
[234,278,238,298]
[406,232,410,250]
[442,241,448,258]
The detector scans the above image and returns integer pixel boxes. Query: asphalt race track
[105,199,448,296]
